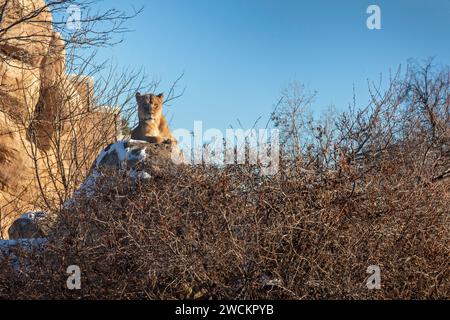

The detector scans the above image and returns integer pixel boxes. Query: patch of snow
[95,141,147,169]
[65,141,150,206]
[76,169,100,198]
[129,169,151,180]
[95,148,108,168]
[95,141,127,168]
[0,238,47,251]
[128,139,144,143]
[20,211,46,221]
[64,169,100,208]
[94,141,124,168]
[0,239,47,270]
[114,141,128,163]
[128,148,147,163]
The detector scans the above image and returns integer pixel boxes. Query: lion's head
[136,92,164,123]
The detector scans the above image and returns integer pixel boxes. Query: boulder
[96,140,184,173]
[55,140,184,244]
[8,211,46,239]
[65,140,184,205]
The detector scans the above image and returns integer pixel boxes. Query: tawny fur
[131,92,177,145]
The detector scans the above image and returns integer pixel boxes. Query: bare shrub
[0,61,448,299]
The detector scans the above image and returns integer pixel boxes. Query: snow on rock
[0,238,47,255]
[129,169,152,180]
[8,211,47,240]
[19,211,46,222]
[94,141,152,179]
[95,140,148,169]
[73,169,100,198]
[65,141,157,207]
[0,239,47,268]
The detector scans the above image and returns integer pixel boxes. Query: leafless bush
[0,61,448,300]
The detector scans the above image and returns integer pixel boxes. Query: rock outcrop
[0,0,53,125]
[70,140,184,202]
[0,0,53,67]
[0,0,120,238]
[97,140,181,171]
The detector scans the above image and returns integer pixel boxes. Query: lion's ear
[136,92,141,99]
[157,93,164,100]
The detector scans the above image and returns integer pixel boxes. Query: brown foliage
[0,61,448,299]
[0,150,448,299]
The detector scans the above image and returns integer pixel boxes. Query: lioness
[131,92,177,145]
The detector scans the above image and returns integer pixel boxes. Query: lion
[131,92,177,145]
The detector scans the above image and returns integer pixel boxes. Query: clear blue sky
[94,0,450,132]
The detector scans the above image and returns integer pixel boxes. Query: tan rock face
[0,112,40,238]
[0,0,53,67]
[40,32,66,89]
[68,75,95,111]
[1,1,71,127]
[0,0,121,239]
[0,112,33,192]
[0,0,56,127]
[0,55,41,124]
[33,77,83,150]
